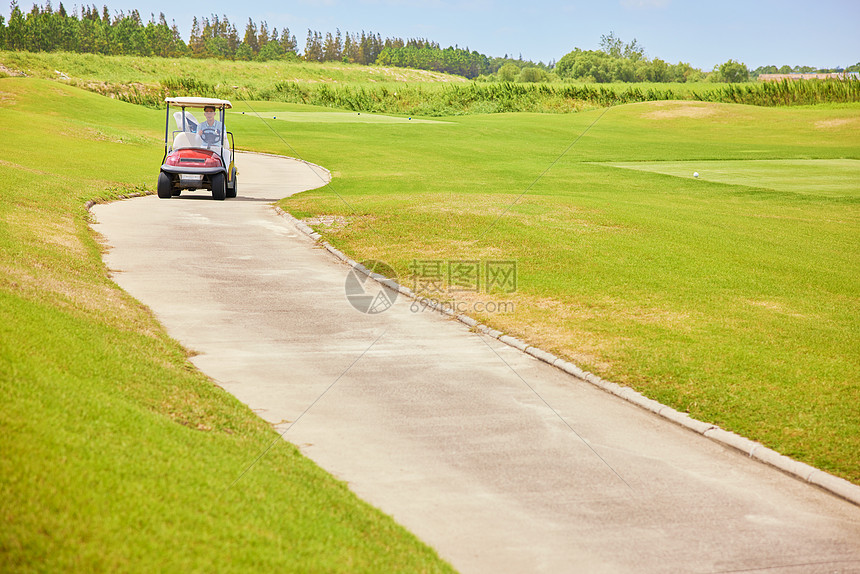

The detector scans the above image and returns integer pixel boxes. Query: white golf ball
[693,172,699,178]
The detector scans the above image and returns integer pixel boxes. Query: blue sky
[8,0,860,70]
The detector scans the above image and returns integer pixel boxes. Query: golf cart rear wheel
[226,168,237,198]
[157,172,173,199]
[211,173,226,201]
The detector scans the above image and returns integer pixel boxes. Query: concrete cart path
[92,152,860,574]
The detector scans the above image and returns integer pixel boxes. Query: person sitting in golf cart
[197,105,223,148]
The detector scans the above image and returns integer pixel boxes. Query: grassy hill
[0,50,468,84]
[0,77,454,572]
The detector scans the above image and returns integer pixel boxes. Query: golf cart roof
[166,97,232,109]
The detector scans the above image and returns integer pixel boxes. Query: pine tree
[7,1,24,51]
[322,31,336,61]
[304,29,322,62]
[257,20,268,48]
[279,26,297,54]
[242,18,258,55]
[342,32,354,63]
[189,17,205,56]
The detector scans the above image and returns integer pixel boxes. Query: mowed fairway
[609,158,860,196]
[251,99,860,484]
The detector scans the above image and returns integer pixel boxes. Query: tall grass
[694,78,860,106]
[265,78,860,114]
[101,77,860,116]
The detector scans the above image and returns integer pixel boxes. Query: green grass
[232,109,448,124]
[0,78,454,572]
[236,99,860,484]
[3,66,859,571]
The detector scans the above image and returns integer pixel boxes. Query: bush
[256,42,285,61]
[718,59,750,83]
[497,62,519,82]
[517,66,547,83]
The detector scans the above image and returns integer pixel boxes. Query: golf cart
[158,97,237,200]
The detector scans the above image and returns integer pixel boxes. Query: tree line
[553,32,858,83]
[554,31,718,83]
[0,1,413,65]
[751,64,859,76]
[0,2,501,76]
[0,1,188,56]
[376,44,494,78]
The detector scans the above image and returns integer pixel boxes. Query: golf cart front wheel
[211,173,226,201]
[157,172,173,199]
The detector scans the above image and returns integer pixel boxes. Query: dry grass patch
[368,66,468,83]
[304,214,352,231]
[0,88,17,104]
[641,101,718,120]
[744,298,812,320]
[32,214,86,255]
[488,297,618,373]
[410,194,621,235]
[0,158,52,176]
[518,294,692,328]
[814,117,859,129]
[2,263,160,336]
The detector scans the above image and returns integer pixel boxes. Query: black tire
[171,189,181,196]
[211,172,226,201]
[157,172,173,199]
[226,168,237,198]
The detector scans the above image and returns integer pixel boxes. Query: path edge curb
[274,206,860,509]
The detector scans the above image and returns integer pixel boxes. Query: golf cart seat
[172,132,202,150]
[173,111,198,132]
